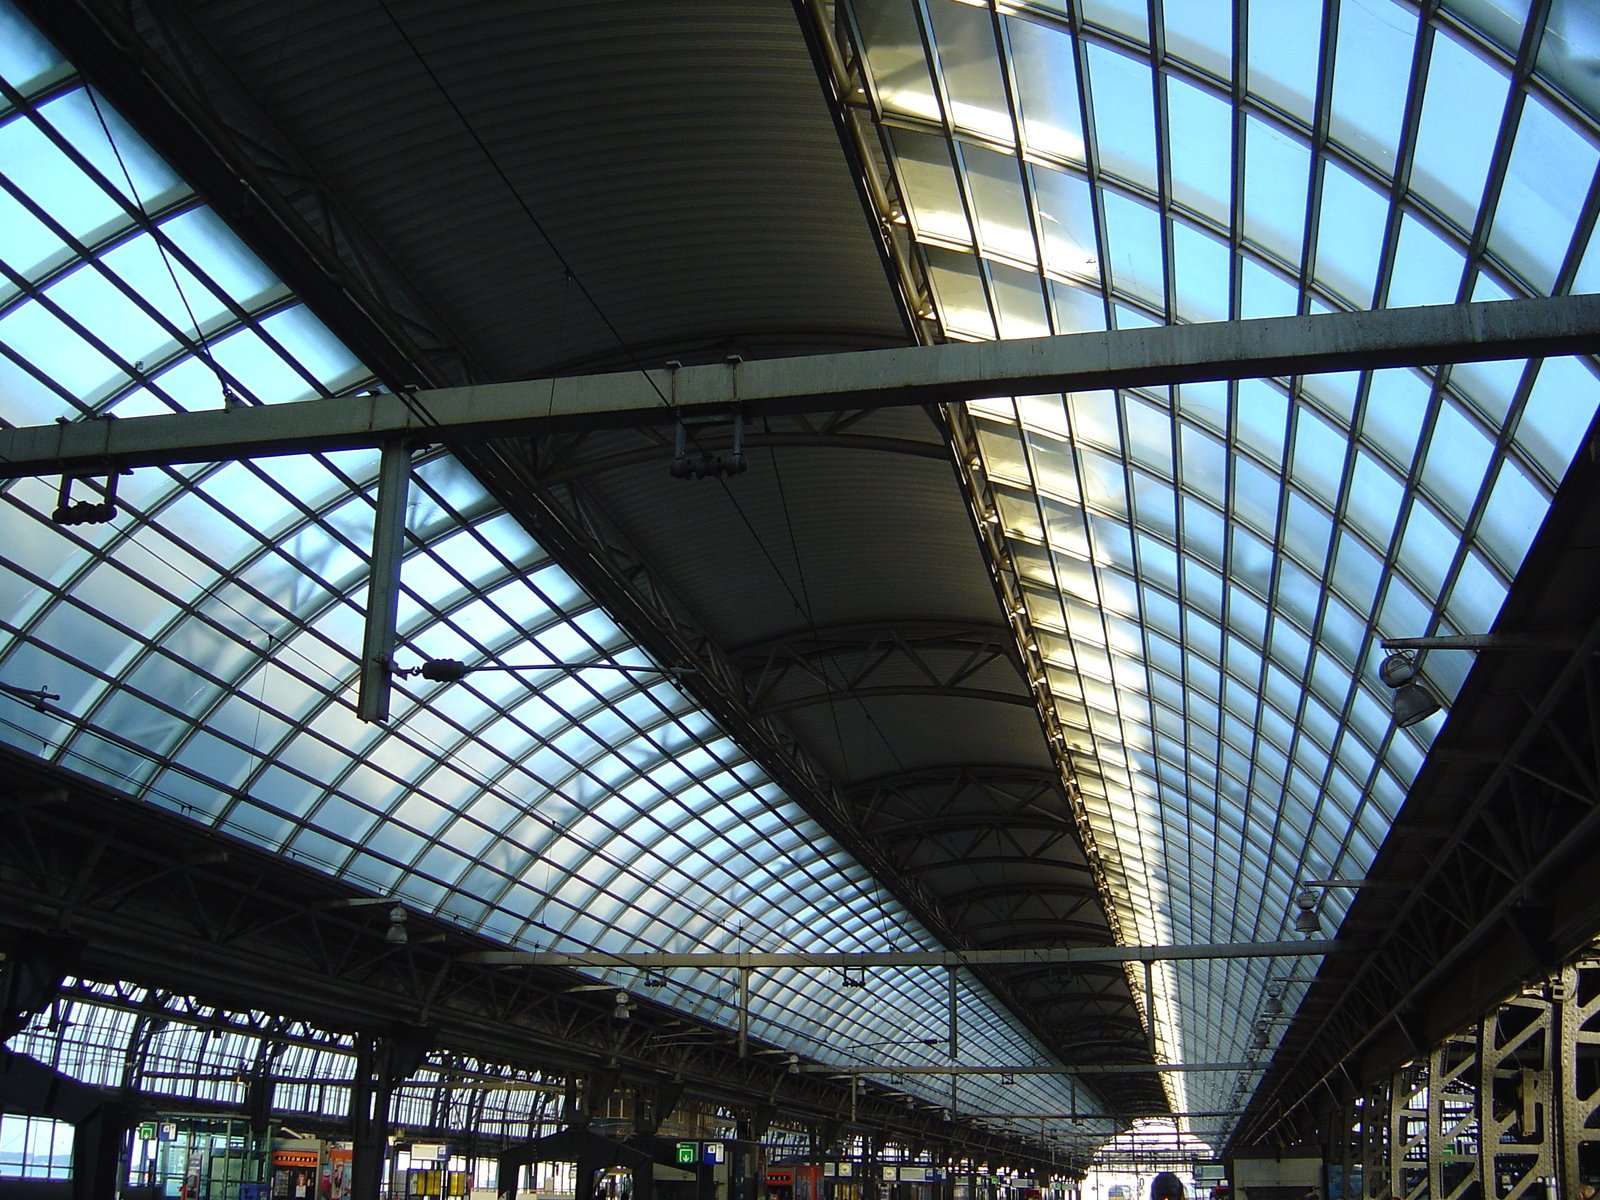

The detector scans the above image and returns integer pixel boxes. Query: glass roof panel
[1411,31,1510,233]
[1489,96,1597,291]
[0,2,1115,1157]
[850,0,1600,1150]
[1246,0,1323,122]
[1009,17,1086,164]
[1087,43,1158,193]
[1331,0,1416,174]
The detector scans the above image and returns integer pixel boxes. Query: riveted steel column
[358,440,411,723]
[1559,959,1600,1194]
[1428,1030,1481,1200]
[1479,988,1556,1200]
[1393,1060,1429,1200]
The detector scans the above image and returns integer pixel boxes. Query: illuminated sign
[676,1143,699,1165]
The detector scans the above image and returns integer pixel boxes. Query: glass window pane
[927,0,1012,142]
[1172,219,1232,322]
[1009,16,1086,164]
[1329,0,1417,173]
[1246,0,1324,123]
[1166,74,1234,226]
[1243,115,1310,267]
[891,128,971,247]
[1411,31,1509,232]
[856,0,939,122]
[1164,0,1234,80]
[1387,213,1465,309]
[1102,189,1164,307]
[962,142,1034,264]
[1488,96,1598,292]
[1087,43,1158,192]
[1032,164,1100,282]
[1315,161,1388,307]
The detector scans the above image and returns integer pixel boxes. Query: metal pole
[463,939,1338,970]
[739,966,749,1059]
[357,441,411,723]
[1143,961,1156,1057]
[948,965,959,1118]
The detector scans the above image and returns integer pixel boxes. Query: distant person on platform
[1152,1174,1185,1200]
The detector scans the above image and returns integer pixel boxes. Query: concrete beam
[1,295,1594,478]
[461,939,1335,968]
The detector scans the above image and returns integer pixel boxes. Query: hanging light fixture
[1292,890,1321,935]
[1379,651,1440,727]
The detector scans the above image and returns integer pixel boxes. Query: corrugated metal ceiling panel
[159,0,908,379]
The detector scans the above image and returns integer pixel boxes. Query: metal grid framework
[3,981,726,1159]
[807,0,1600,1145]
[0,0,1115,1159]
[3,0,1600,1167]
[1325,959,1600,1200]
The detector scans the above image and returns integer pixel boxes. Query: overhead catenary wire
[360,0,925,788]
[82,85,240,407]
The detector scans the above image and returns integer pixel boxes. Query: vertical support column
[1333,1094,1361,1200]
[1359,1079,1393,1200]
[350,1027,430,1200]
[1428,1029,1482,1200]
[358,440,412,723]
[70,1100,128,1200]
[1478,988,1556,1200]
[1559,959,1600,1196]
[349,1035,389,1200]
[1392,1060,1429,1200]
[576,1150,605,1200]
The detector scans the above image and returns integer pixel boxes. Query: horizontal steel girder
[463,939,1335,968]
[809,1062,1260,1075]
[1,294,1595,477]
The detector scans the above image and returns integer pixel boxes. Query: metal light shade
[1392,682,1441,727]
[1250,1028,1269,1050]
[1379,650,1419,688]
[1292,890,1321,935]
[1264,991,1283,1015]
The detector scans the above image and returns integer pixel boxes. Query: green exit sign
[138,1123,156,1140]
[676,1142,698,1165]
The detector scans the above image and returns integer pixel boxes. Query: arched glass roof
[833,0,1600,1144]
[0,0,1109,1157]
[5,0,1600,1161]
